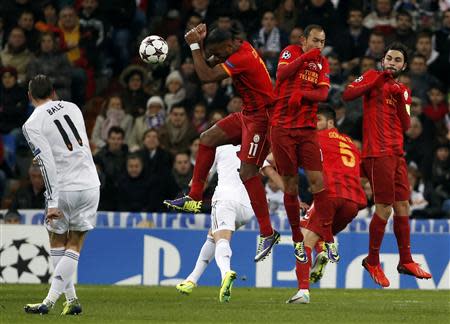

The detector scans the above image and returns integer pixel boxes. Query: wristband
[190,43,200,51]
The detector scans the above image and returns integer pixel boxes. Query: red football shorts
[216,111,270,166]
[270,126,322,176]
[361,155,410,205]
[301,198,360,238]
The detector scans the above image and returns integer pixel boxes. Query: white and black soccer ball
[139,35,168,64]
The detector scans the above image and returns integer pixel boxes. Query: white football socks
[186,235,215,283]
[50,247,78,302]
[215,239,232,280]
[45,249,79,305]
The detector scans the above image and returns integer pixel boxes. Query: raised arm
[342,70,387,101]
[276,48,321,83]
[185,25,229,83]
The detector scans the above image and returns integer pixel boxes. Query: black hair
[317,104,336,125]
[396,10,412,20]
[142,128,159,140]
[410,53,426,63]
[127,153,143,163]
[29,74,53,99]
[205,27,234,47]
[384,42,409,64]
[303,24,324,38]
[108,126,125,138]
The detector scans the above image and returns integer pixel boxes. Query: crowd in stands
[0,0,449,220]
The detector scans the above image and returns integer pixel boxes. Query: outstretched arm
[342,71,387,101]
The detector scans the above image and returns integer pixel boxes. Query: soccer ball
[139,35,168,64]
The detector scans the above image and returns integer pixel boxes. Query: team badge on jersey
[253,134,260,143]
[403,90,408,101]
[355,76,364,83]
[281,50,291,59]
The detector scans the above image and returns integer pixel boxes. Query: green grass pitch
[1,284,449,323]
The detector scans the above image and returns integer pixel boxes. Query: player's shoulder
[279,45,300,59]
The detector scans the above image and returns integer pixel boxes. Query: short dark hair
[317,104,336,125]
[206,28,234,47]
[369,30,385,39]
[384,42,409,64]
[29,74,53,99]
[396,10,412,21]
[410,53,426,63]
[170,103,186,113]
[303,24,324,38]
[127,153,143,163]
[108,126,125,138]
[142,128,159,140]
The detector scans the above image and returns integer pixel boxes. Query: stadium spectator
[335,8,370,71]
[164,34,182,71]
[116,154,150,212]
[274,0,299,34]
[231,0,259,37]
[226,95,242,114]
[10,165,45,210]
[423,85,448,122]
[180,57,201,103]
[128,96,165,151]
[27,32,73,101]
[17,9,40,53]
[189,137,200,166]
[78,0,107,75]
[410,96,436,140]
[359,55,377,74]
[387,10,416,52]
[408,165,429,217]
[0,66,28,135]
[120,65,148,118]
[4,208,21,224]
[429,143,450,217]
[297,0,340,38]
[164,70,186,112]
[0,17,5,51]
[252,11,287,77]
[91,94,132,151]
[265,176,284,215]
[58,6,91,106]
[407,54,440,102]
[199,82,228,113]
[137,128,172,175]
[184,0,216,27]
[1,0,40,30]
[415,31,450,87]
[158,104,198,156]
[365,31,386,62]
[192,102,209,134]
[94,126,128,211]
[0,27,34,84]
[434,9,450,59]
[172,151,193,195]
[363,0,397,35]
[405,116,434,179]
[327,54,345,90]
[289,26,303,46]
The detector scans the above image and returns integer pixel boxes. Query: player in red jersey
[164,25,280,262]
[287,105,367,303]
[270,24,336,265]
[342,42,432,287]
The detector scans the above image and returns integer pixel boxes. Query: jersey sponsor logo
[308,62,319,70]
[299,70,319,83]
[281,50,291,59]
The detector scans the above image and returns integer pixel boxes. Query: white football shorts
[45,187,100,234]
[210,200,254,234]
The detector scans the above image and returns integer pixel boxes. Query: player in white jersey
[23,75,100,316]
[176,144,254,302]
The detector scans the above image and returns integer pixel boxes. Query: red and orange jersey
[271,45,330,129]
[221,41,275,114]
[346,69,412,158]
[318,128,366,208]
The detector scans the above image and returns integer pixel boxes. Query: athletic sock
[367,213,387,265]
[186,235,215,283]
[284,193,304,242]
[393,215,413,264]
[50,247,77,302]
[215,239,232,280]
[243,175,273,237]
[296,246,312,290]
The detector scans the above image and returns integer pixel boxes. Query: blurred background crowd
[0,0,449,222]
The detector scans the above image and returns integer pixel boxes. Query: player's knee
[375,204,393,219]
[393,200,409,215]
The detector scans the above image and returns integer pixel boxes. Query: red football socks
[243,175,273,237]
[393,215,413,264]
[296,246,312,289]
[312,190,334,242]
[367,213,387,265]
[189,144,216,201]
[284,193,304,242]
